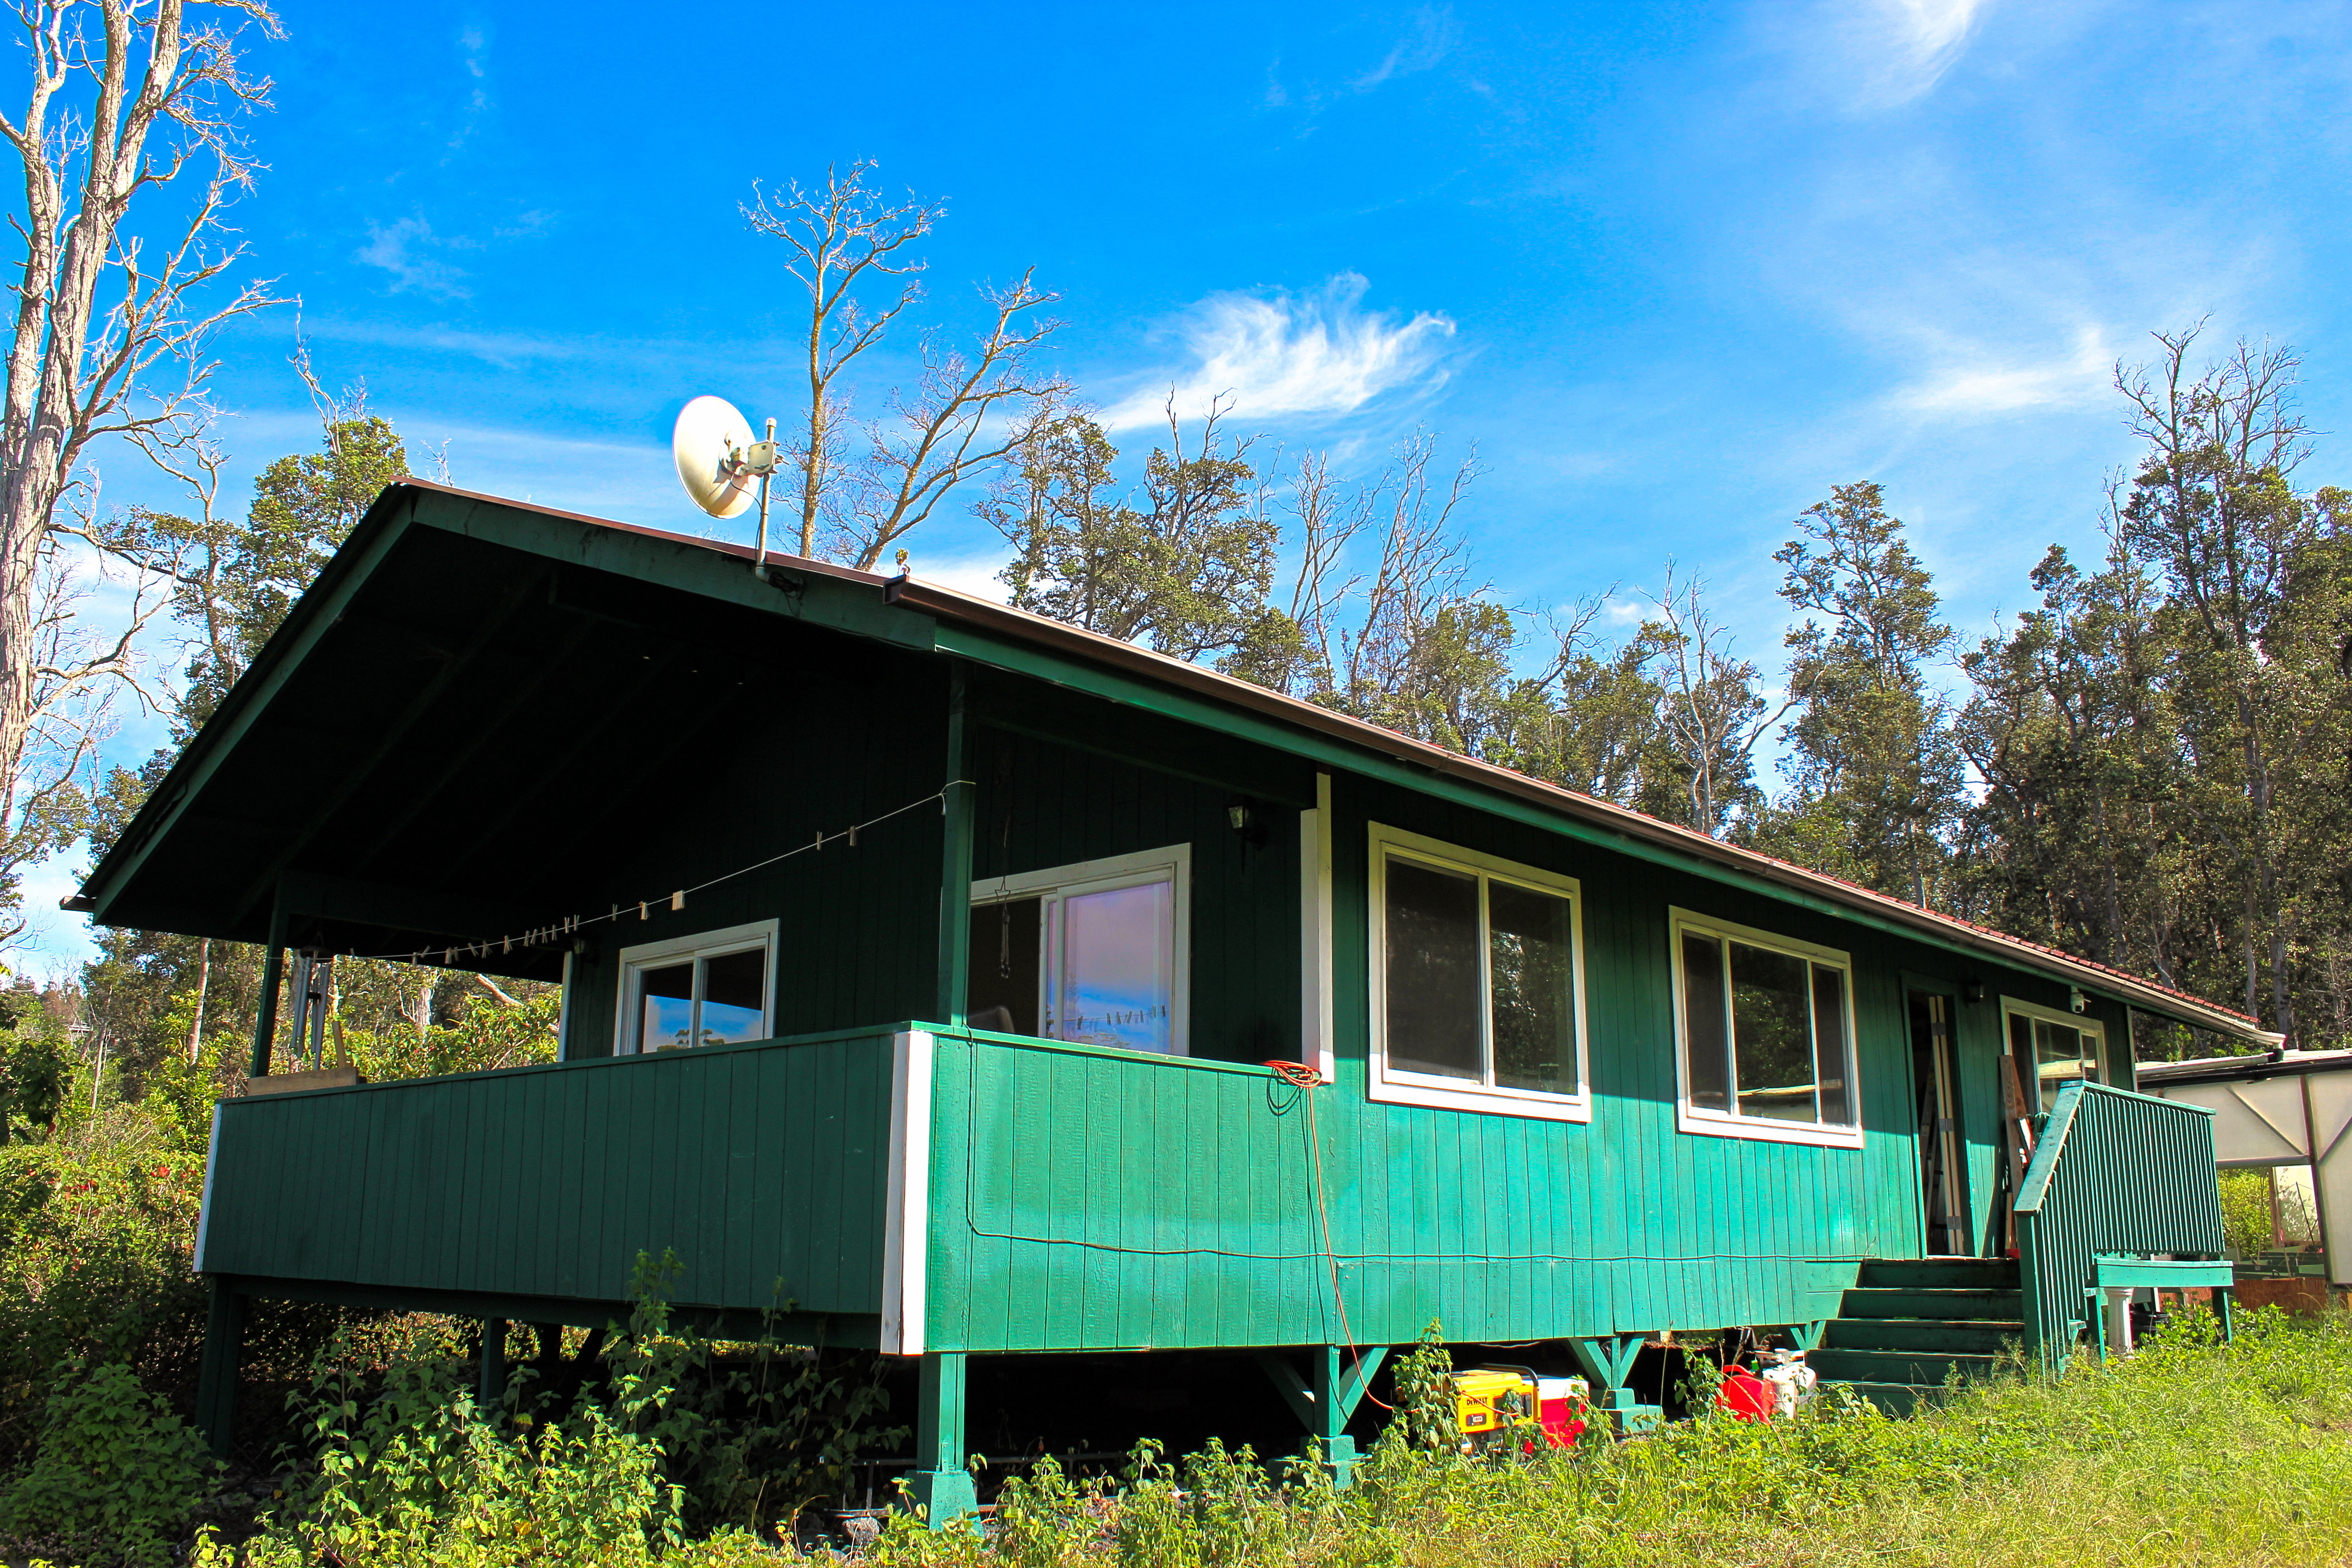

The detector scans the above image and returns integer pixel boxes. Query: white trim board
[1299,773,1335,1083]
[880,1029,934,1357]
[193,1101,223,1275]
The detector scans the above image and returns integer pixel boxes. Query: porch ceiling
[79,492,869,980]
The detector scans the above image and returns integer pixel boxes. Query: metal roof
[2137,1048,2352,1087]
[77,479,2282,1047]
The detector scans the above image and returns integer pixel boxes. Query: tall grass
[868,1306,2352,1568]
[14,1305,2349,1565]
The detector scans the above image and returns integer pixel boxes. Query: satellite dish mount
[672,395,786,580]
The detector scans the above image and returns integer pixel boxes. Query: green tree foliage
[1750,482,1966,906]
[1958,331,2352,1043]
[988,406,1295,671]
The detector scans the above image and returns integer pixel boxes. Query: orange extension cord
[1264,1058,1393,1411]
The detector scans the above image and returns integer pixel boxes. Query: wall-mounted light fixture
[2069,986,2087,1014]
[1227,799,1267,848]
[1962,979,1986,1004]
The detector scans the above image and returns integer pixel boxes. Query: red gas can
[1716,1364,1773,1423]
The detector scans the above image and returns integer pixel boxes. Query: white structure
[2140,1049,2352,1287]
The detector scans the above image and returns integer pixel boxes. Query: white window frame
[1670,907,1863,1150]
[612,917,779,1055]
[969,843,1192,1056]
[1367,823,1592,1123]
[2000,995,2108,1111]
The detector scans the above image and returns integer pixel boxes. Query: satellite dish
[672,395,759,520]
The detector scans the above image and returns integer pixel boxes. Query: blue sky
[26,0,2352,972]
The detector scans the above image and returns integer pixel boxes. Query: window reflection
[699,948,768,1045]
[1055,881,1174,1054]
[1490,881,1574,1095]
[623,936,770,1053]
[641,962,694,1051]
[1385,858,1482,1080]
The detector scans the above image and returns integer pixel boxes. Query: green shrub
[0,1359,214,1568]
[0,1138,207,1465]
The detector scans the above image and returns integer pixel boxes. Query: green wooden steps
[1811,1259,2025,1411]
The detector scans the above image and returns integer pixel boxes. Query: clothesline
[328,780,974,965]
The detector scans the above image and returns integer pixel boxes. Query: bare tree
[0,0,281,940]
[743,161,1068,569]
[1645,566,1797,838]
[1281,449,1367,692]
[1329,434,1483,715]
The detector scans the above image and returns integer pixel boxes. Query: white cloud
[1890,324,2115,414]
[354,218,471,299]
[1801,0,1992,110]
[908,547,1015,604]
[1100,274,1455,430]
[1353,8,1460,92]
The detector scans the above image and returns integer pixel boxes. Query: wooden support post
[1566,1334,1659,1434]
[936,662,974,1031]
[195,1282,246,1460]
[906,1351,976,1527]
[247,907,289,1080]
[1255,1346,1386,1486]
[1310,1345,1384,1485]
[478,1318,507,1417]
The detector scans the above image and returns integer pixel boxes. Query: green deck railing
[2014,1079,2224,1370]
[196,1026,898,1320]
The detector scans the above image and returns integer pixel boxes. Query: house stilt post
[1567,1334,1660,1432]
[195,1281,245,1459]
[906,1351,976,1526]
[478,1318,508,1417]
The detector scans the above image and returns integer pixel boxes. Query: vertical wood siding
[921,772,2007,1352]
[201,1029,896,1313]
[969,727,1301,1066]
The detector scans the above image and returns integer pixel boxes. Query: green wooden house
[72,481,2268,1518]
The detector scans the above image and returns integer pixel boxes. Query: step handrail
[2014,1078,2224,1372]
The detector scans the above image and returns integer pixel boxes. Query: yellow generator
[1450,1367,1534,1436]
[1450,1366,1592,1448]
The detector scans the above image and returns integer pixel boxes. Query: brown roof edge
[399,480,2279,1049]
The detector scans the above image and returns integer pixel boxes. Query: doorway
[1908,989,1970,1255]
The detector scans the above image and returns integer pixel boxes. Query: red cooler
[1536,1376,1589,1447]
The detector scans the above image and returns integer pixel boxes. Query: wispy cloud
[449,23,493,155]
[1100,274,1455,429]
[1264,7,1460,118]
[1890,324,2115,414]
[1354,8,1460,91]
[354,217,471,299]
[1794,0,1993,110]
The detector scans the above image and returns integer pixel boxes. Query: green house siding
[559,653,951,1058]
[970,723,1303,1067]
[201,1029,897,1319]
[917,767,1948,1354]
